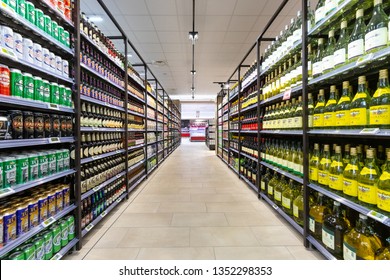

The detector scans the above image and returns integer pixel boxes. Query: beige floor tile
[251,226,303,246]
[112,213,173,227]
[123,202,161,213]
[190,227,260,247]
[94,227,129,248]
[172,213,228,226]
[82,227,108,249]
[233,193,259,202]
[191,194,237,202]
[137,247,215,260]
[214,187,251,194]
[63,248,90,260]
[206,202,257,212]
[286,246,325,260]
[214,246,295,260]
[225,212,284,226]
[157,202,207,213]
[84,248,140,260]
[118,227,190,247]
[134,194,191,202]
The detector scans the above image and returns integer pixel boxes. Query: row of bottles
[240,158,257,185]
[80,132,123,158]
[241,61,258,89]
[241,136,259,158]
[241,113,258,131]
[230,117,239,130]
[230,99,239,115]
[240,84,258,109]
[310,142,390,212]
[80,102,124,128]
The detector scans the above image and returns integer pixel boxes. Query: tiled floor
[64,139,324,260]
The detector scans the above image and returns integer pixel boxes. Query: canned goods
[42,48,51,71]
[15,154,29,184]
[51,20,58,40]
[13,32,23,59]
[55,150,63,172]
[62,149,70,169]
[50,82,59,104]
[62,185,70,207]
[22,111,34,139]
[15,202,29,236]
[42,79,50,103]
[28,153,38,181]
[38,152,48,178]
[33,76,44,102]
[65,87,72,107]
[23,38,34,63]
[66,116,72,136]
[51,224,61,253]
[56,56,62,75]
[22,73,34,100]
[33,43,43,67]
[16,0,26,18]
[47,190,56,217]
[28,199,39,228]
[20,243,35,260]
[0,209,4,246]
[60,219,68,247]
[0,160,3,188]
[57,0,64,14]
[34,112,44,138]
[42,230,53,259]
[0,64,10,96]
[7,0,17,11]
[10,69,23,98]
[58,25,64,45]
[63,30,70,47]
[49,51,56,72]
[8,251,25,260]
[43,114,51,137]
[58,85,66,106]
[1,25,14,53]
[8,110,22,139]
[47,151,57,175]
[60,115,67,136]
[62,60,69,78]
[3,156,16,187]
[35,9,44,30]
[52,114,60,137]
[3,208,17,243]
[38,195,48,222]
[25,1,35,24]
[55,187,64,212]
[32,236,45,260]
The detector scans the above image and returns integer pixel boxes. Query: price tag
[92,155,101,160]
[51,253,63,260]
[116,174,123,179]
[116,128,122,131]
[85,223,94,232]
[92,186,101,192]
[115,150,122,154]
[42,217,56,228]
[0,187,15,198]
[48,104,60,110]
[367,210,389,224]
[283,88,292,100]
[116,198,122,203]
[274,130,281,134]
[100,211,107,218]
[272,204,279,210]
[360,128,380,134]
[48,137,60,143]
[356,53,374,66]
[91,127,99,131]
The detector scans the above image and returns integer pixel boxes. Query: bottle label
[325,0,336,15]
[360,167,377,176]
[312,62,323,76]
[308,115,313,128]
[318,170,329,186]
[315,7,325,24]
[293,204,299,218]
[350,108,368,126]
[322,226,335,250]
[309,167,318,181]
[282,197,291,209]
[323,112,336,127]
[309,217,315,233]
[343,242,357,260]
[322,55,334,71]
[313,114,324,127]
[333,48,346,66]
[261,181,266,191]
[335,110,349,126]
[343,177,358,197]
[377,187,390,212]
[268,186,273,195]
[294,116,302,128]
[370,105,390,126]
[344,164,359,173]
[358,182,377,204]
[328,173,343,191]
[348,39,364,59]
[365,27,388,52]
[293,28,302,44]
[274,191,282,202]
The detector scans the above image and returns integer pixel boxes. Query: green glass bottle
[358,148,381,205]
[308,93,314,128]
[377,150,390,212]
[350,76,371,128]
[293,185,304,226]
[334,20,349,68]
[260,168,272,194]
[323,85,338,128]
[314,0,326,25]
[318,144,332,187]
[274,175,288,207]
[343,147,361,198]
[309,193,331,239]
[365,0,389,54]
[370,69,390,128]
[312,38,325,78]
[322,30,336,73]
[313,89,325,128]
[348,9,366,62]
[294,142,304,177]
[267,171,279,199]
[309,143,321,183]
[335,81,351,128]
[282,179,296,216]
[343,144,351,165]
[329,145,345,192]
[294,96,303,129]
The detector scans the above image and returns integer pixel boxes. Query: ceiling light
[88,15,103,22]
[188,31,199,44]
[190,70,196,75]
[127,54,133,58]
[191,87,195,92]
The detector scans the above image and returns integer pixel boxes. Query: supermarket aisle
[65,139,323,260]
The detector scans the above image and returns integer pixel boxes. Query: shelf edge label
[49,137,60,143]
[85,223,94,232]
[367,210,388,224]
[359,128,380,135]
[51,253,63,260]
[0,187,15,198]
[100,211,107,218]
[116,198,122,203]
[48,104,60,110]
[356,53,374,66]
[42,217,56,228]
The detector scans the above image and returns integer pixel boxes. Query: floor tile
[191,194,237,202]
[83,248,140,260]
[94,227,129,248]
[112,213,173,227]
[137,247,215,260]
[251,226,303,246]
[190,227,259,247]
[206,202,257,212]
[224,212,285,226]
[134,194,191,202]
[157,202,207,213]
[123,202,161,213]
[172,213,228,226]
[286,246,325,260]
[214,246,295,260]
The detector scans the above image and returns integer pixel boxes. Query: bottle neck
[365,157,376,167]
[379,77,389,88]
[317,195,324,206]
[329,92,336,100]
[357,83,366,93]
[332,204,342,216]
[356,217,368,233]
[341,88,349,97]
[334,152,342,161]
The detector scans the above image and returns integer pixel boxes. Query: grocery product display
[216,0,390,260]
[0,0,180,260]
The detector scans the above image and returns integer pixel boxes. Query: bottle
[308,93,314,128]
[313,90,325,128]
[334,20,349,68]
[343,144,351,165]
[335,81,351,127]
[293,185,304,226]
[365,0,389,54]
[267,171,279,199]
[323,85,338,128]
[274,175,288,207]
[314,0,326,25]
[377,150,390,212]
[370,69,390,128]
[294,142,304,177]
[350,76,371,128]
[309,193,331,239]
[343,147,361,198]
[322,201,350,258]
[261,168,272,193]
[251,161,257,185]
[318,144,332,187]
[358,148,381,205]
[282,179,296,216]
[329,145,345,191]
[343,214,383,260]
[348,9,366,62]
[309,143,320,183]
[322,30,336,73]
[376,238,390,260]
[312,38,325,78]
[294,96,303,129]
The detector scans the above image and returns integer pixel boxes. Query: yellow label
[360,167,377,176]
[343,178,358,197]
[309,167,318,181]
[318,170,329,185]
[268,186,273,195]
[308,115,313,128]
[344,164,359,173]
[329,174,343,191]
[380,171,390,181]
[350,108,368,126]
[377,188,390,212]
[274,191,282,202]
[338,96,351,104]
[313,114,324,127]
[372,88,390,98]
[282,197,291,209]
[370,105,390,126]
[323,112,336,127]
[358,182,377,204]
[352,92,368,102]
[335,110,349,127]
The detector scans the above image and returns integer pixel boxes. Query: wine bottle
[322,30,336,73]
[293,185,304,226]
[350,76,371,128]
[370,69,390,128]
[348,9,366,62]
[268,171,279,199]
[309,143,321,183]
[315,0,326,24]
[377,150,390,212]
[329,145,345,191]
[358,148,381,205]
[334,20,349,68]
[309,193,331,239]
[308,93,314,128]
[323,85,338,128]
[282,179,296,216]
[312,38,325,78]
[335,81,351,127]
[318,144,332,187]
[313,89,325,128]
[261,168,271,193]
[274,175,288,207]
[343,147,361,198]
[365,0,389,54]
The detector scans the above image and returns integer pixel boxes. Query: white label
[283,89,291,100]
[322,55,334,71]
[116,198,122,203]
[325,0,337,15]
[42,217,56,228]
[309,217,315,233]
[333,48,346,66]
[100,211,107,218]
[343,242,357,260]
[48,103,60,110]
[315,7,326,24]
[92,186,101,192]
[274,191,282,201]
[51,253,63,260]
[359,128,380,135]
[293,28,302,44]
[48,137,60,143]
[348,39,364,59]
[85,223,94,232]
[367,210,389,223]
[312,61,322,76]
[293,204,299,218]
[365,27,388,52]
[0,187,15,198]
[322,227,335,250]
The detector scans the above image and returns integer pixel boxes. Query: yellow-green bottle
[309,143,321,183]
[335,81,351,128]
[268,171,279,199]
[350,76,371,128]
[282,179,296,216]
[309,193,331,240]
[364,0,389,54]
[293,185,304,226]
[377,150,390,212]
[329,145,344,191]
[370,69,390,128]
[318,144,332,187]
[358,148,381,205]
[323,85,338,128]
[313,90,326,128]
[343,144,351,165]
[274,175,288,207]
[343,147,361,198]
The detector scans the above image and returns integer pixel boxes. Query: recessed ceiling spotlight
[188,31,199,44]
[190,70,196,75]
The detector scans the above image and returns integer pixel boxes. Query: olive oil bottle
[274,175,288,207]
[309,143,321,183]
[334,20,349,68]
[268,171,279,199]
[313,90,325,128]
[282,179,296,216]
[323,85,338,128]
[370,69,390,128]
[350,76,371,128]
[358,148,381,205]
[309,193,331,240]
[335,81,352,127]
[261,168,272,193]
[318,144,332,187]
[343,147,361,198]
[293,185,304,226]
[329,146,345,191]
[377,151,390,212]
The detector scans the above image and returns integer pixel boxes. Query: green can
[3,156,16,188]
[55,150,64,172]
[51,224,61,253]
[59,219,68,247]
[62,149,70,169]
[0,161,3,189]
[23,73,34,100]
[28,153,38,181]
[33,76,44,102]
[42,80,51,103]
[8,250,25,260]
[66,216,75,240]
[65,87,72,107]
[37,152,48,178]
[50,83,59,104]
[35,8,44,30]
[51,20,58,40]
[63,31,70,48]
[16,0,26,18]
[42,231,53,260]
[25,1,35,24]
[44,15,52,35]
[47,151,57,175]
[10,69,23,98]
[32,236,45,260]
[8,0,16,11]
[20,243,35,260]
[15,155,29,184]
[57,26,64,45]
[59,85,66,106]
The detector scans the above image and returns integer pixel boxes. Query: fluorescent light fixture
[188,31,199,44]
[88,15,103,22]
[190,70,196,75]
[127,54,133,57]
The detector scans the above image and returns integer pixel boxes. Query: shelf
[147,153,157,160]
[82,193,127,237]
[241,77,257,93]
[308,129,390,139]
[0,95,74,113]
[81,171,126,200]
[240,174,257,192]
[230,147,239,154]
[259,192,304,235]
[228,163,239,175]
[240,130,257,134]
[128,173,147,193]
[223,110,229,115]
[260,161,304,185]
[81,149,125,164]
[241,103,258,114]
[306,236,338,260]
[0,204,77,257]
[0,169,76,199]
[128,111,145,118]
[128,129,146,133]
[241,152,257,162]
[146,141,157,146]
[308,183,390,227]
[260,130,303,136]
[0,3,73,56]
[51,238,79,260]
[229,111,239,118]
[230,130,240,133]
[147,116,156,121]
[259,84,302,106]
[80,95,125,112]
[229,90,239,102]
[147,165,157,175]
[128,91,145,104]
[81,63,124,91]
[128,144,144,151]
[80,127,125,132]
[0,137,74,150]
[128,160,145,172]
[222,158,229,166]
[223,147,228,153]
[38,0,74,29]
[128,74,145,90]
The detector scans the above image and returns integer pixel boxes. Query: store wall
[181,102,215,120]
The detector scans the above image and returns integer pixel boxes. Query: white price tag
[92,155,101,160]
[116,197,122,203]
[116,128,122,131]
[359,128,380,134]
[42,217,56,228]
[91,127,99,131]
[51,253,63,260]
[367,210,389,224]
[48,137,60,143]
[92,186,101,192]
[48,104,60,110]
[115,150,122,154]
[0,187,15,198]
[116,174,123,179]
[356,53,374,66]
[85,223,94,232]
[274,130,281,134]
[100,211,107,218]
[283,88,292,100]
[272,204,279,210]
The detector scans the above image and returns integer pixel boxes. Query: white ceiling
[81,0,313,101]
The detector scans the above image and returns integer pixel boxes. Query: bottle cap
[359,214,367,220]
[318,38,324,44]
[356,9,364,18]
[314,143,319,149]
[366,149,374,158]
[358,76,366,84]
[335,146,341,153]
[334,201,340,206]
[374,0,382,6]
[298,96,302,101]
[324,144,330,151]
[297,10,301,17]
[308,93,313,98]
[341,21,347,29]
[330,85,336,92]
[350,147,357,156]
[319,89,325,96]
[387,151,390,159]
[328,30,335,37]
[379,69,388,79]
[342,81,349,89]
